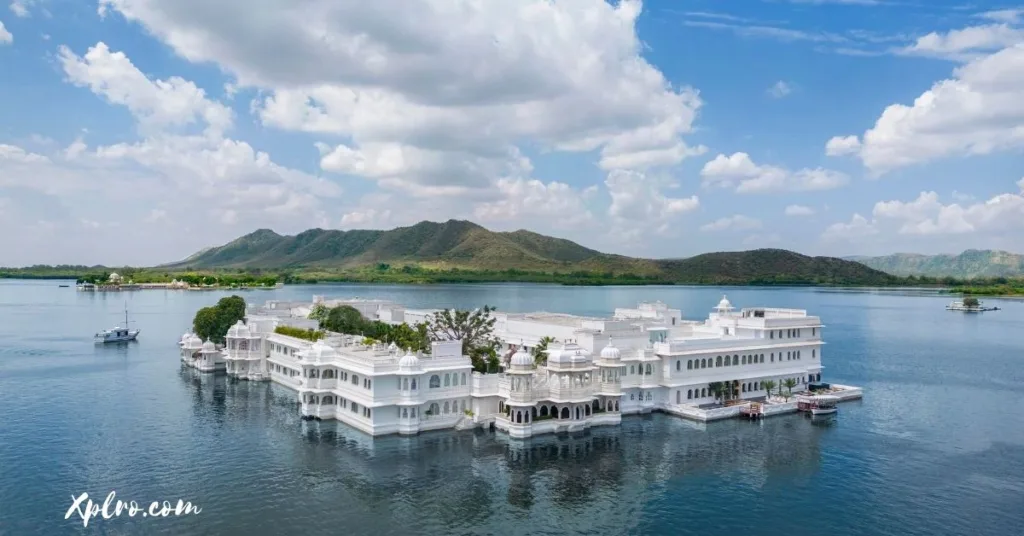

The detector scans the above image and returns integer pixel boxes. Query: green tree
[762,380,776,399]
[322,305,367,333]
[425,306,500,372]
[783,378,798,399]
[532,336,557,365]
[963,296,979,307]
[191,295,246,344]
[307,303,330,323]
[708,381,725,403]
[192,307,221,342]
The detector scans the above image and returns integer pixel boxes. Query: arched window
[676,361,681,371]
[443,401,450,414]
[771,353,774,362]
[444,374,451,387]
[645,364,652,375]
[630,393,635,400]
[403,378,409,390]
[687,389,692,399]
[761,354,765,363]
[461,373,467,385]
[701,388,707,398]
[676,391,681,403]
[402,408,408,418]
[716,356,722,367]
[630,365,635,374]
[687,360,692,370]
[429,375,440,388]
[742,355,746,365]
[561,407,570,419]
[770,331,774,339]
[411,379,417,390]
[540,406,548,416]
[733,355,739,366]
[700,359,706,368]
[646,392,652,401]
[352,374,359,385]
[812,349,816,358]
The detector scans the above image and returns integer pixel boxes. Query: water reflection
[180,368,828,516]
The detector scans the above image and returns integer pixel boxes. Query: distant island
[1,219,1021,295]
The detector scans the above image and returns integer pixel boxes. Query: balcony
[597,381,622,395]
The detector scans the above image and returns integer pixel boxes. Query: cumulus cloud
[822,188,1024,244]
[898,24,1024,61]
[976,9,1024,25]
[785,204,815,216]
[473,178,594,228]
[701,152,848,193]
[700,214,762,232]
[0,20,12,44]
[831,43,1024,174]
[58,43,232,136]
[825,135,861,156]
[97,0,705,243]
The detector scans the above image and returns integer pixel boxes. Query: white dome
[600,340,621,360]
[201,340,217,352]
[398,351,421,371]
[715,295,733,311]
[186,334,203,349]
[226,320,251,339]
[510,347,533,367]
[304,340,339,361]
[548,342,590,365]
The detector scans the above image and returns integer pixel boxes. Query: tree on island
[322,305,366,334]
[424,306,501,373]
[963,296,979,308]
[192,295,247,344]
[532,336,557,366]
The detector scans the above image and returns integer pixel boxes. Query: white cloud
[833,44,1024,174]
[768,80,792,98]
[94,0,707,249]
[9,0,31,17]
[977,9,1024,24]
[473,178,594,228]
[823,189,1024,245]
[899,24,1024,61]
[1018,177,1024,191]
[0,20,12,44]
[822,213,877,242]
[825,135,861,156]
[785,204,815,216]
[0,144,49,163]
[58,42,233,136]
[701,152,848,193]
[700,214,762,232]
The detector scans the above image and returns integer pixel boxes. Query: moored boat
[95,303,140,343]
[798,395,839,415]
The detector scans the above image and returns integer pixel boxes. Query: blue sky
[1,0,1022,266]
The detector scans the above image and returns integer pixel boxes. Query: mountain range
[847,250,1024,278]
[166,220,898,285]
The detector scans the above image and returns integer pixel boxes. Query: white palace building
[179,296,860,438]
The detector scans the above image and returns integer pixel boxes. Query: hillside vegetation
[850,250,1024,278]
[162,220,897,286]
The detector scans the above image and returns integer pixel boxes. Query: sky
[1,0,1023,267]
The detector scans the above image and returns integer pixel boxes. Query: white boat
[946,300,999,312]
[798,395,839,415]
[95,304,140,343]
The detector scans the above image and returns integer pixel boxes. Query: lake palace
[179,296,861,438]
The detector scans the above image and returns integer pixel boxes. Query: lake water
[2,280,1024,535]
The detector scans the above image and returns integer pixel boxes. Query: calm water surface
[1,281,1023,535]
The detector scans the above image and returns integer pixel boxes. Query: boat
[797,394,839,416]
[58,284,70,288]
[95,303,140,343]
[945,300,999,312]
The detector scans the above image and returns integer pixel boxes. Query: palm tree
[762,380,776,399]
[532,336,556,366]
[783,378,798,399]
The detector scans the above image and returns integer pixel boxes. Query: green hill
[849,250,1024,278]
[165,220,897,286]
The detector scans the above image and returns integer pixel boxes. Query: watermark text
[65,491,201,527]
